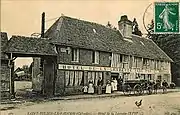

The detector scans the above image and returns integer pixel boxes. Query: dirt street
[1,92,180,115]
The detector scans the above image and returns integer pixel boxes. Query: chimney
[118,15,132,38]
[41,12,45,38]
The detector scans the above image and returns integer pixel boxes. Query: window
[92,51,99,64]
[120,55,123,63]
[72,48,79,62]
[65,71,83,86]
[154,61,157,70]
[129,56,133,68]
[143,58,149,66]
[123,55,128,63]
[87,72,103,86]
[69,71,74,86]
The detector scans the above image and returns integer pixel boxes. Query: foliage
[147,19,180,85]
[132,18,142,36]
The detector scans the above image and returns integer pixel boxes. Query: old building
[4,36,57,97]
[2,15,173,97]
[44,15,173,96]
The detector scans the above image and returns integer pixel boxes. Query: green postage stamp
[154,2,180,34]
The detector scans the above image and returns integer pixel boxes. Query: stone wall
[1,60,11,99]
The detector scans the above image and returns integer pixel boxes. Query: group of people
[145,79,169,94]
[83,77,119,94]
[83,77,169,94]
[105,78,118,94]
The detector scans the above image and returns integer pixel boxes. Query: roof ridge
[61,15,118,32]
[11,35,50,40]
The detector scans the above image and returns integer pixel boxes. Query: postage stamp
[154,2,180,34]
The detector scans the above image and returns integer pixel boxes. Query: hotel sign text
[58,64,129,72]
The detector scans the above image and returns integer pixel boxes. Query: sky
[1,0,178,68]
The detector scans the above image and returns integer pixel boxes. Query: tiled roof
[5,36,57,56]
[45,16,172,62]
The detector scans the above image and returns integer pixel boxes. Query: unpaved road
[1,92,180,115]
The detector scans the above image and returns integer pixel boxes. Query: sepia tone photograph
[1,0,180,115]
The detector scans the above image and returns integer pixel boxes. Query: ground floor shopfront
[54,64,172,96]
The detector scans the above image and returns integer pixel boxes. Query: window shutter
[77,49,79,62]
[65,71,70,86]
[95,51,99,64]
[69,71,74,86]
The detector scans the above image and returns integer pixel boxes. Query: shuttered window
[92,51,99,64]
[72,49,79,62]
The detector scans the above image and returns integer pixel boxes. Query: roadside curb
[1,89,179,104]
[50,93,124,101]
[50,89,180,101]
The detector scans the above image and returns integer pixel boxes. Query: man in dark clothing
[97,77,103,86]
[117,77,123,91]
[97,77,103,94]
[162,80,168,87]
[162,80,168,93]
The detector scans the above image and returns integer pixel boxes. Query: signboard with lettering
[58,64,122,72]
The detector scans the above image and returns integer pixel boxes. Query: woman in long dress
[159,5,176,31]
[113,78,118,91]
[88,80,94,94]
[111,79,115,92]
[106,80,111,94]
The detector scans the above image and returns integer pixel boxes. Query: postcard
[1,0,180,115]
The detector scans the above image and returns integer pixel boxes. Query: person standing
[97,77,103,95]
[117,77,123,91]
[113,78,118,91]
[88,79,94,94]
[106,80,111,94]
[83,85,88,94]
[111,78,115,93]
[162,80,168,93]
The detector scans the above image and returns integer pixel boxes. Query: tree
[147,20,180,86]
[132,18,142,36]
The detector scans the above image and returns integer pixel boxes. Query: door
[43,58,55,97]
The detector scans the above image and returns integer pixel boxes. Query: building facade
[1,15,173,97]
[44,15,173,96]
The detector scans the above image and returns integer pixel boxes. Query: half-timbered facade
[44,15,173,96]
[1,15,173,97]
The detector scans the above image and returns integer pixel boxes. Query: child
[83,85,88,94]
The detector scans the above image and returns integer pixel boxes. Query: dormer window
[92,51,99,64]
